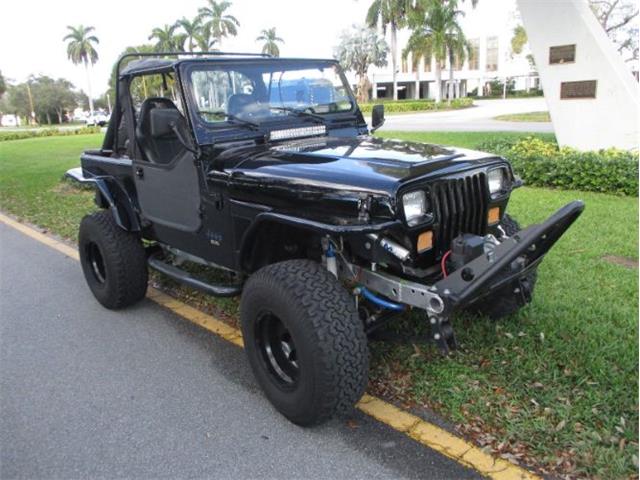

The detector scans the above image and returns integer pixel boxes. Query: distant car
[0,114,21,127]
[67,51,584,427]
[85,113,109,127]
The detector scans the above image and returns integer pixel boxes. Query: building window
[486,36,499,71]
[453,53,463,71]
[406,53,417,73]
[468,38,480,70]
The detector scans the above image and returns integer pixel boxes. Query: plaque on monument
[560,80,597,99]
[549,44,576,64]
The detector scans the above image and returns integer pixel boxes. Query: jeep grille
[431,171,488,254]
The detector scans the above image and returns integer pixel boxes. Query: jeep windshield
[185,60,356,129]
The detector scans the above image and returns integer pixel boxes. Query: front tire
[78,210,148,309]
[240,260,369,426]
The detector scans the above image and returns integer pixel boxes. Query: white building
[363,0,539,100]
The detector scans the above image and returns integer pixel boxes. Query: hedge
[359,97,473,113]
[478,137,638,196]
[0,126,102,142]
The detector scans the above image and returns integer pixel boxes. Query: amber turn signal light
[487,207,501,225]
[417,231,433,253]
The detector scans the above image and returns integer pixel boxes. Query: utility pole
[106,93,112,115]
[26,82,36,125]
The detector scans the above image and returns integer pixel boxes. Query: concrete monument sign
[517,0,639,150]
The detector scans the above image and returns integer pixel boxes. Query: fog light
[417,231,433,253]
[487,207,500,225]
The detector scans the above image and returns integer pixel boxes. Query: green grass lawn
[378,130,556,149]
[493,111,551,123]
[0,133,637,478]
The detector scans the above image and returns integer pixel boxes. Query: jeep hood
[225,135,504,195]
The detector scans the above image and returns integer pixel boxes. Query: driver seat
[136,97,187,164]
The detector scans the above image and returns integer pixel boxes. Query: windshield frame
[180,58,360,144]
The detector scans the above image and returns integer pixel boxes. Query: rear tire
[466,214,538,320]
[240,260,369,426]
[78,210,148,309]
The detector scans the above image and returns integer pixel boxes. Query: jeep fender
[238,211,400,272]
[65,167,140,232]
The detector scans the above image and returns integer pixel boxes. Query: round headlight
[403,190,427,224]
[488,168,507,194]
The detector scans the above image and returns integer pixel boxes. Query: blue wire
[359,286,406,312]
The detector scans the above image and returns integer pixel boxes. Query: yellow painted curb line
[0,212,539,480]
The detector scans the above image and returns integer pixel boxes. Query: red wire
[441,250,452,278]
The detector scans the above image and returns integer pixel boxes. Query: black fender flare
[65,167,141,232]
[237,210,400,271]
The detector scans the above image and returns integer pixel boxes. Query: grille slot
[431,172,488,255]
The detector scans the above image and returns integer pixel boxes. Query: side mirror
[371,104,385,133]
[150,108,197,154]
[150,108,182,138]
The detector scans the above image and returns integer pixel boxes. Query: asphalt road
[377,98,554,133]
[0,222,479,479]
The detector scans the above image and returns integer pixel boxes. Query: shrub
[478,137,638,196]
[467,88,543,99]
[359,97,473,113]
[0,126,102,142]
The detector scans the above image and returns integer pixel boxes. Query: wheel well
[242,222,322,273]
[93,179,140,232]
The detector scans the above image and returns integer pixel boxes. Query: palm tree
[176,17,201,52]
[194,29,218,52]
[149,24,183,52]
[366,0,410,100]
[0,70,6,99]
[198,0,240,48]
[444,26,470,101]
[256,28,284,57]
[402,33,431,100]
[406,0,468,103]
[63,25,99,115]
[334,25,389,103]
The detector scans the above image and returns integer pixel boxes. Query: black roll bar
[115,51,272,80]
[110,50,272,156]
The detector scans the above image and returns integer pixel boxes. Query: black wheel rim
[86,242,106,284]
[255,312,299,387]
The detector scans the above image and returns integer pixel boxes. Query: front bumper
[433,200,584,313]
[341,200,585,352]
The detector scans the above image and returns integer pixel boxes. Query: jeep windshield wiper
[197,110,260,130]
[270,106,327,123]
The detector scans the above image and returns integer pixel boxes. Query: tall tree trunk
[46,112,51,125]
[357,74,370,104]
[84,60,94,116]
[448,48,455,103]
[57,110,63,124]
[391,26,398,101]
[434,60,442,103]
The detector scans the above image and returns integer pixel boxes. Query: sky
[4,0,633,97]
[1,0,374,96]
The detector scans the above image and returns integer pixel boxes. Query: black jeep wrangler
[68,52,583,426]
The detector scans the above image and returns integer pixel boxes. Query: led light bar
[269,125,327,141]
[271,138,328,152]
